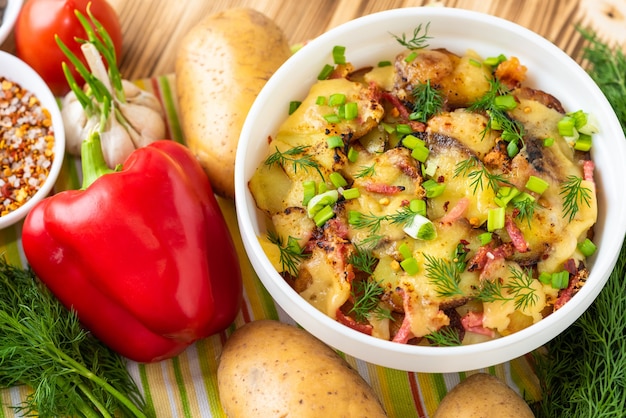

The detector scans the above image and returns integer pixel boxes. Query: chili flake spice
[0,77,55,216]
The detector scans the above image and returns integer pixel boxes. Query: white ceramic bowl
[0,50,65,229]
[235,7,626,372]
[0,0,23,45]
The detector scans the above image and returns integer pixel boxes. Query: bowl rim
[235,6,626,372]
[0,49,66,229]
[0,0,24,45]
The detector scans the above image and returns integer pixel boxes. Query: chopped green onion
[487,207,506,231]
[478,232,493,246]
[381,123,395,134]
[315,96,326,105]
[398,243,412,259]
[317,64,334,80]
[329,93,346,106]
[396,124,412,135]
[402,134,424,150]
[324,114,342,124]
[313,205,335,226]
[578,113,600,135]
[538,272,552,285]
[423,161,437,178]
[318,181,328,194]
[347,147,359,162]
[525,175,549,195]
[577,238,597,257]
[327,135,344,149]
[409,199,427,216]
[307,190,339,218]
[568,110,588,130]
[494,94,517,110]
[469,58,482,67]
[543,137,554,147]
[341,187,360,200]
[302,180,316,205]
[484,54,506,67]
[551,271,570,289]
[348,210,362,225]
[343,102,358,120]
[404,51,418,63]
[332,45,346,65]
[329,172,348,188]
[558,116,576,137]
[422,179,446,198]
[494,186,521,207]
[400,257,419,275]
[288,101,301,115]
[512,191,536,204]
[378,60,392,67]
[411,144,430,163]
[574,134,592,151]
[403,214,437,240]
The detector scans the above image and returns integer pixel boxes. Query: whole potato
[217,320,388,418]
[433,373,535,418]
[175,8,291,199]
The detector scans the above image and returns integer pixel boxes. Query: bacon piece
[335,309,373,335]
[391,288,414,344]
[505,215,529,253]
[439,197,470,224]
[583,160,595,184]
[382,92,411,120]
[461,311,495,337]
[364,181,405,195]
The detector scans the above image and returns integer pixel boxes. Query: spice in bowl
[0,76,55,217]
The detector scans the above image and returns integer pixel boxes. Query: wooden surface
[2,0,625,81]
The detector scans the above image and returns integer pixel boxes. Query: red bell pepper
[21,133,242,363]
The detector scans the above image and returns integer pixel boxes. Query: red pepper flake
[0,77,55,216]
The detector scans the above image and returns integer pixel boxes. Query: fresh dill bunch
[423,253,464,297]
[355,164,376,178]
[513,195,538,227]
[578,28,626,136]
[505,266,539,310]
[476,278,512,304]
[349,279,392,322]
[391,22,431,50]
[0,259,151,418]
[454,155,512,194]
[264,145,324,180]
[266,230,308,277]
[410,80,444,122]
[424,327,462,347]
[560,175,592,222]
[348,243,379,275]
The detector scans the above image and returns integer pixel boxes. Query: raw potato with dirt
[433,373,535,418]
[175,8,292,199]
[217,320,388,418]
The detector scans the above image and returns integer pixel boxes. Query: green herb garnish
[355,164,376,178]
[265,145,324,180]
[0,259,150,418]
[267,231,308,277]
[391,22,431,50]
[349,279,392,322]
[423,253,464,297]
[410,80,444,122]
[454,155,512,194]
[348,243,379,275]
[560,175,593,222]
[506,266,539,310]
[424,327,463,347]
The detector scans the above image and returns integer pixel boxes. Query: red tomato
[15,0,123,96]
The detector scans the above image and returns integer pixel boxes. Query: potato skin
[217,320,388,418]
[175,8,291,199]
[433,373,535,418]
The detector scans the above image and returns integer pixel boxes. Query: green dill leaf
[349,279,391,322]
[423,253,464,297]
[560,175,592,222]
[264,145,324,180]
[355,164,376,178]
[391,22,431,50]
[348,243,378,275]
[410,80,444,122]
[513,196,538,227]
[505,266,539,310]
[453,156,512,194]
[424,327,462,347]
[476,278,512,304]
[267,231,308,277]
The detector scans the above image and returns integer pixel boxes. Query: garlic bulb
[59,23,166,168]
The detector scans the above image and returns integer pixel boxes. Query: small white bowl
[0,0,23,45]
[0,50,65,229]
[235,7,626,372]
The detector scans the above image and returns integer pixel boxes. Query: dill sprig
[267,231,308,277]
[349,279,392,322]
[350,206,419,235]
[391,22,431,50]
[410,80,444,122]
[506,267,539,310]
[424,327,462,347]
[513,195,538,227]
[477,278,512,304]
[264,145,324,180]
[355,164,376,178]
[454,155,512,194]
[423,253,464,297]
[0,259,150,418]
[348,243,378,275]
[560,175,592,222]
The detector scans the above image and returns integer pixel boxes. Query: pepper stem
[81,131,115,190]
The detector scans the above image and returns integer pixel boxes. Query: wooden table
[2,0,625,80]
